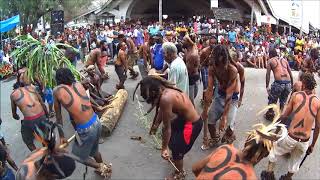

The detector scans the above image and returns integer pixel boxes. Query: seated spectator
[287,51,296,70]
[245,45,257,68]
[295,51,303,70]
[256,46,265,68]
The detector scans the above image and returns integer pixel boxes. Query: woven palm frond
[247,104,287,151]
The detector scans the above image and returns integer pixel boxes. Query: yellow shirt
[295,39,304,51]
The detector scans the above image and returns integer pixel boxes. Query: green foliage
[0,0,91,32]
[11,35,80,88]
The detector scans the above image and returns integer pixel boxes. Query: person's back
[228,31,236,43]
[11,85,44,118]
[288,91,320,140]
[168,56,189,95]
[161,88,198,122]
[115,48,126,66]
[269,57,291,82]
[126,37,138,53]
[185,47,200,76]
[153,43,164,70]
[86,48,100,66]
[199,46,212,67]
[196,144,257,180]
[54,82,94,125]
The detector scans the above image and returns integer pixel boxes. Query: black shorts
[115,64,127,82]
[169,117,203,160]
[21,115,47,147]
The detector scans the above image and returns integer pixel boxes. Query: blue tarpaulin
[0,15,20,33]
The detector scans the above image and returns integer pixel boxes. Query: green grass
[135,95,162,150]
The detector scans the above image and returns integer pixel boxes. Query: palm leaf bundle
[246,104,287,151]
[135,94,162,150]
[11,35,80,87]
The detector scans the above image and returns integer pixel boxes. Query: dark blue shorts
[72,114,101,160]
[268,80,292,107]
[201,67,209,90]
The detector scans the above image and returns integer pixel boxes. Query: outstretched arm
[237,63,245,107]
[160,97,173,152]
[96,51,105,75]
[6,152,18,171]
[220,75,237,130]
[119,51,128,71]
[266,59,272,91]
[286,61,293,86]
[53,89,63,127]
[10,93,19,120]
[203,66,215,114]
[310,107,320,151]
[192,154,211,177]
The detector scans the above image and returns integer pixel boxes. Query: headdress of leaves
[246,104,287,151]
[11,35,80,88]
[32,122,67,178]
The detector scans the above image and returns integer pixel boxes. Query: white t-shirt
[133,29,139,38]
[168,57,189,96]
[103,30,114,44]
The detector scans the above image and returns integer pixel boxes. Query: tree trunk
[99,89,128,137]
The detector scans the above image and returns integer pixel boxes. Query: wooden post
[289,25,292,34]
[159,0,162,25]
[276,19,279,33]
[250,6,254,29]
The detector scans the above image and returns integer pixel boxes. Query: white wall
[108,0,134,22]
[268,0,320,33]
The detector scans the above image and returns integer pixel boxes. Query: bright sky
[268,0,320,33]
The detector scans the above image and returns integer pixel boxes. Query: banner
[211,0,218,8]
[290,0,302,27]
[0,15,20,33]
[261,15,277,25]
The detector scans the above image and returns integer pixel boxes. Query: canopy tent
[0,15,20,33]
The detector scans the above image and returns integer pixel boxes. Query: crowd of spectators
[1,18,320,75]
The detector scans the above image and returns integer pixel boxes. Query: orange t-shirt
[196,145,257,180]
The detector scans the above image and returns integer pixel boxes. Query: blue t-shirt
[149,26,159,36]
[113,31,120,43]
[97,34,106,42]
[153,43,164,70]
[235,43,245,51]
[244,31,252,42]
[287,36,296,48]
[0,51,3,63]
[228,31,237,43]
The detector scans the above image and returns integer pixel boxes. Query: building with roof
[70,0,319,33]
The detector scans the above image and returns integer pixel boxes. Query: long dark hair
[211,45,230,67]
[133,76,182,127]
